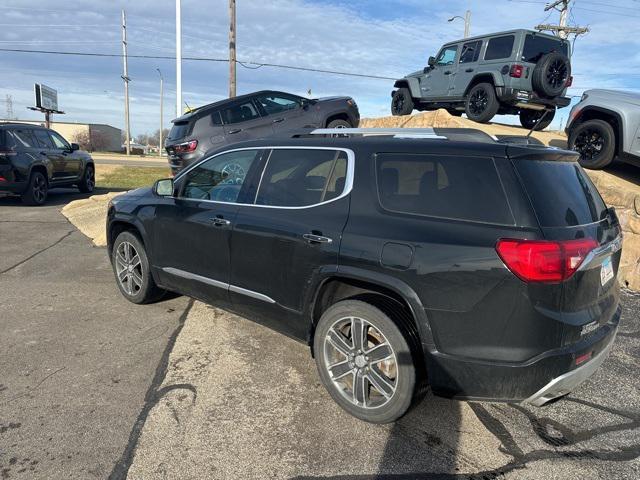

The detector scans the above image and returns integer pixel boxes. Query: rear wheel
[313,300,416,423]
[519,108,555,130]
[111,231,165,304]
[465,83,499,123]
[21,171,48,206]
[391,88,414,116]
[326,118,351,129]
[78,164,95,193]
[568,119,616,169]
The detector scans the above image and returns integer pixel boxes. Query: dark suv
[165,90,360,174]
[0,123,95,205]
[107,128,621,423]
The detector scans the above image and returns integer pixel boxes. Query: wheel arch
[393,78,421,99]
[570,106,624,156]
[324,112,351,127]
[107,216,149,258]
[463,73,499,97]
[29,163,50,182]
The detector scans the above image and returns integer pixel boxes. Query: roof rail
[309,127,447,139]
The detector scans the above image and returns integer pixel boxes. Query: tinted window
[484,35,515,60]
[522,34,569,63]
[168,121,191,140]
[459,40,482,63]
[256,149,348,207]
[181,149,262,203]
[49,131,70,149]
[211,111,223,125]
[222,101,260,124]
[436,46,458,66]
[256,94,300,115]
[8,129,37,149]
[33,129,54,148]
[514,160,607,227]
[376,154,513,224]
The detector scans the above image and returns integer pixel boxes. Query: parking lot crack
[0,230,74,275]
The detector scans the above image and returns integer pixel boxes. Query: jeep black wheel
[519,108,555,130]
[568,119,616,170]
[21,171,48,206]
[326,119,352,129]
[465,83,499,123]
[532,52,571,98]
[78,164,95,193]
[391,88,414,116]
[313,300,416,423]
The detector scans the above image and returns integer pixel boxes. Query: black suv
[165,90,359,174]
[107,128,621,423]
[0,123,95,205]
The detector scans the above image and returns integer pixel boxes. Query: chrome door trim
[229,285,276,304]
[173,145,355,210]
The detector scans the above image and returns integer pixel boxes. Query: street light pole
[157,68,163,157]
[447,10,471,38]
[229,0,237,97]
[176,0,182,116]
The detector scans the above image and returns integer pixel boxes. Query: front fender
[393,77,421,99]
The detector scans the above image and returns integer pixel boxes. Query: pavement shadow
[605,161,640,186]
[0,186,128,208]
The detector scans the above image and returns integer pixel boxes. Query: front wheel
[326,119,352,129]
[78,164,95,193]
[568,119,616,169]
[313,300,416,423]
[465,83,499,123]
[391,88,414,116]
[519,108,555,130]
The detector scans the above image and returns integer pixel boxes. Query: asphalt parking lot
[1,189,639,479]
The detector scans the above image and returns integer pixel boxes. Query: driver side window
[180,149,262,203]
[436,46,458,66]
[49,131,70,150]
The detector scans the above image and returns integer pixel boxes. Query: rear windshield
[376,153,514,225]
[522,34,569,63]
[514,160,607,227]
[168,121,192,140]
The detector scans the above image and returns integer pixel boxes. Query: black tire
[326,119,352,129]
[532,52,571,98]
[111,231,165,304]
[77,163,95,193]
[391,88,414,116]
[464,83,499,123]
[313,300,416,423]
[519,108,555,130]
[21,170,48,206]
[568,119,616,170]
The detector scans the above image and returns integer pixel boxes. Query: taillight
[509,64,524,78]
[566,75,573,87]
[0,175,6,182]
[173,140,198,154]
[496,238,598,283]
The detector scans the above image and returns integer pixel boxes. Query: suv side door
[451,40,483,97]
[254,93,313,133]
[220,99,275,142]
[152,148,265,309]
[228,147,352,339]
[48,130,82,179]
[32,129,64,181]
[421,44,459,99]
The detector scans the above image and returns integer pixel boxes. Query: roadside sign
[34,84,58,111]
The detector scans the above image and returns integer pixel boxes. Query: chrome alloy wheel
[115,241,143,296]
[323,316,398,409]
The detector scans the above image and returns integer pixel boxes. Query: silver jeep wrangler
[391,29,572,129]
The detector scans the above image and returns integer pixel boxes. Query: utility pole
[121,9,131,156]
[176,0,182,116]
[5,95,14,119]
[157,68,164,156]
[536,0,588,40]
[229,0,237,97]
[447,10,471,38]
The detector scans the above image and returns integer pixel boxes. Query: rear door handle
[211,217,231,227]
[465,68,474,72]
[272,118,285,123]
[444,70,452,75]
[40,151,47,156]
[303,233,332,244]
[228,129,241,134]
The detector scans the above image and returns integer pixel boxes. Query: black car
[107,128,621,423]
[0,123,95,205]
[165,90,360,174]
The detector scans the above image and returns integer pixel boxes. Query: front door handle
[465,68,474,73]
[303,233,332,244]
[272,117,285,123]
[228,129,241,134]
[40,151,47,156]
[444,70,452,75]
[211,217,231,227]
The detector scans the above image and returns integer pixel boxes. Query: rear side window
[7,129,37,149]
[222,101,261,124]
[33,129,54,148]
[256,149,349,207]
[514,160,607,227]
[484,35,515,60]
[168,121,192,140]
[376,154,513,225]
[459,40,482,63]
[522,34,569,63]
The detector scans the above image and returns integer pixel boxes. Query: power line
[0,47,397,81]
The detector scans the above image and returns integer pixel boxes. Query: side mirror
[71,143,80,151]
[153,178,174,197]
[428,56,436,67]
[301,98,310,110]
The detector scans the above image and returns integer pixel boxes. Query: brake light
[575,351,593,366]
[496,238,598,283]
[509,64,524,78]
[0,175,6,182]
[173,140,198,154]
[566,75,573,87]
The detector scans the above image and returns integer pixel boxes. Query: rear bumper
[426,305,620,403]
[496,87,571,109]
[0,180,27,194]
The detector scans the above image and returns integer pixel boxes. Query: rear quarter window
[484,35,515,60]
[168,121,192,140]
[376,153,514,225]
[514,160,607,227]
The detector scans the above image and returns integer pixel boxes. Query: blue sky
[1,0,639,136]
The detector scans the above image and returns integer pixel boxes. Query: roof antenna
[526,109,550,138]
